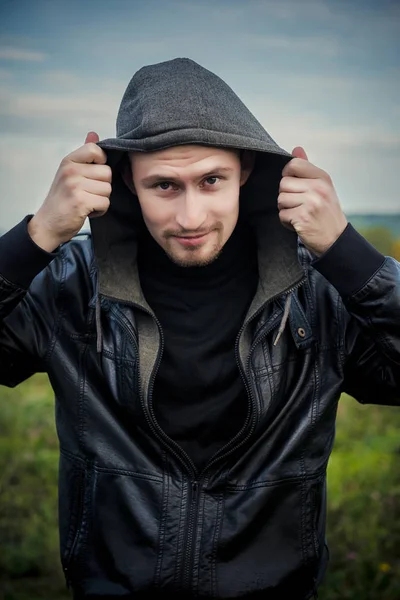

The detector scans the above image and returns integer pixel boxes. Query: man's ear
[240,150,256,186]
[121,154,137,195]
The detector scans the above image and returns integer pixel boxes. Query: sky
[0,0,399,232]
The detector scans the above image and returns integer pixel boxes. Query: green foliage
[0,375,69,599]
[358,226,397,257]
[0,379,400,599]
[319,395,400,599]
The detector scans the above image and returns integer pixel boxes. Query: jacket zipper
[182,480,200,590]
[178,277,306,592]
[196,276,307,474]
[109,302,198,476]
[104,275,306,592]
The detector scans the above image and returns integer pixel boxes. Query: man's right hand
[28,132,112,252]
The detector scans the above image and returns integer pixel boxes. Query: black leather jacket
[1,216,399,599]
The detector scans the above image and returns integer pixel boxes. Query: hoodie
[92,57,301,355]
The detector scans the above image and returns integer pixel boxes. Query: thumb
[292,146,308,161]
[85,131,100,144]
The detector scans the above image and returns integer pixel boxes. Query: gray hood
[91,58,305,337]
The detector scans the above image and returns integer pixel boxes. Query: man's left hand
[278,147,348,256]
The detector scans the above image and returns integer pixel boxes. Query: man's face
[129,145,253,267]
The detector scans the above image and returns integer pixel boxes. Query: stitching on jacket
[93,465,163,482]
[310,342,320,428]
[346,256,388,302]
[299,454,308,566]
[211,491,224,598]
[0,273,27,291]
[60,449,164,482]
[173,478,188,588]
[226,467,326,491]
[192,475,209,595]
[366,311,397,359]
[77,343,88,452]
[43,246,67,364]
[154,452,169,586]
[60,447,86,466]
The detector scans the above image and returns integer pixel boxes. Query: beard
[164,243,223,268]
[162,224,224,268]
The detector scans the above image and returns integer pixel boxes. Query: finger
[82,193,110,217]
[68,142,108,165]
[84,179,112,198]
[278,192,304,210]
[282,157,327,180]
[279,176,309,193]
[85,131,100,144]
[278,207,300,231]
[292,146,308,160]
[81,163,112,183]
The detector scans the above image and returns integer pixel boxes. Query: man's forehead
[130,144,239,163]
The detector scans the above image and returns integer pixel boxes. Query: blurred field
[0,375,399,600]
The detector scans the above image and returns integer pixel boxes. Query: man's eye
[204,176,220,186]
[158,182,171,190]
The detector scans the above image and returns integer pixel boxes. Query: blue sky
[0,0,399,230]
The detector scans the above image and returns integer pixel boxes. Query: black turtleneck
[137,217,258,472]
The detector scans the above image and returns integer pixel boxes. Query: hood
[90,58,306,339]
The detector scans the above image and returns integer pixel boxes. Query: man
[0,58,399,599]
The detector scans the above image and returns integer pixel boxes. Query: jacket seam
[300,455,308,566]
[0,272,27,292]
[174,478,188,588]
[154,452,169,586]
[345,256,388,303]
[226,467,326,491]
[43,247,67,364]
[60,447,86,466]
[192,475,209,595]
[211,491,224,598]
[59,448,164,482]
[93,465,163,482]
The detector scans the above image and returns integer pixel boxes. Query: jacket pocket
[58,451,87,585]
[216,476,324,598]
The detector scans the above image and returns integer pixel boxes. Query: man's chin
[166,248,222,268]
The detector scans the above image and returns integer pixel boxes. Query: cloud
[0,135,75,230]
[0,46,47,62]
[0,75,126,139]
[248,33,341,57]
[39,69,84,89]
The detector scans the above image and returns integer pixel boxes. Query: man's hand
[28,132,112,252]
[278,147,348,256]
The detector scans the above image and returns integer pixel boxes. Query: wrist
[28,215,62,252]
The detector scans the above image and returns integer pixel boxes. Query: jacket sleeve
[312,223,400,406]
[0,217,60,387]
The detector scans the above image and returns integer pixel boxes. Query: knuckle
[104,165,112,181]
[307,195,320,212]
[279,176,288,190]
[61,163,78,179]
[313,179,329,198]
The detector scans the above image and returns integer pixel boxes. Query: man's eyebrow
[140,166,235,186]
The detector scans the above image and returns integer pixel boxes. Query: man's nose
[175,190,207,231]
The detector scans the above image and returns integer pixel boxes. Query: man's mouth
[174,232,210,246]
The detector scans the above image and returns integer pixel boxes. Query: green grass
[0,376,400,599]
